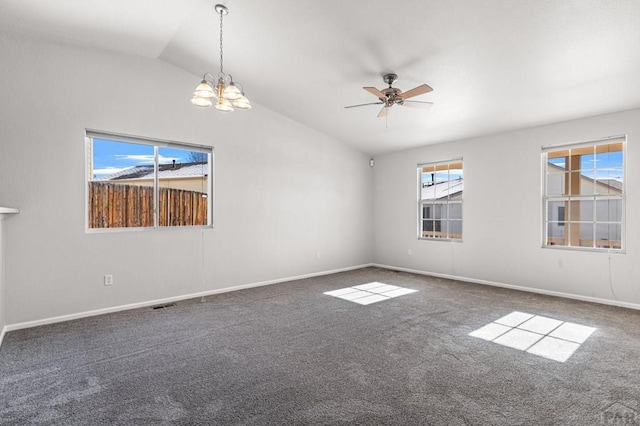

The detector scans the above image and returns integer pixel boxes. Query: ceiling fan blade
[377,106,389,118]
[402,100,434,109]
[363,87,385,99]
[401,84,433,100]
[344,101,384,109]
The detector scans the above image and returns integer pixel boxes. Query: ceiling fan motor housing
[382,87,402,105]
[381,74,402,105]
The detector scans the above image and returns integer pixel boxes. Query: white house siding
[546,169,622,244]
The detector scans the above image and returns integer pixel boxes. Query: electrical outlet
[408,248,413,256]
[104,274,113,286]
[316,251,321,259]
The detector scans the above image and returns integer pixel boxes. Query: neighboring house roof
[419,169,620,202]
[96,162,207,181]
[422,178,463,201]
[547,163,623,193]
[597,179,623,191]
[157,163,208,179]
[98,165,153,180]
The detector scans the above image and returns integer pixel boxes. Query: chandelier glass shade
[191,4,251,112]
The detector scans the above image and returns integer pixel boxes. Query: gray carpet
[1,267,639,425]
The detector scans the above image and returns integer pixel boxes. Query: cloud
[115,154,153,163]
[158,155,181,164]
[93,167,129,176]
[115,154,180,164]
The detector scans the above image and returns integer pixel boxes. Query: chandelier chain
[218,10,224,78]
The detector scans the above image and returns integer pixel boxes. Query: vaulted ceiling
[2,0,640,154]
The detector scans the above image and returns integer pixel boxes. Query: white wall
[0,33,372,326]
[373,108,640,305]
[2,31,636,330]
[0,221,5,339]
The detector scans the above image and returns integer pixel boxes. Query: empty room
[1,1,640,424]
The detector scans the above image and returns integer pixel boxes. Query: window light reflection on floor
[469,311,596,362]
[324,282,417,305]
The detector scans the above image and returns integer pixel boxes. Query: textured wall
[0,33,372,325]
[373,108,640,305]
[0,222,4,336]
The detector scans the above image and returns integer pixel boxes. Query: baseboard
[0,326,6,347]
[372,263,640,311]
[8,261,634,342]
[4,263,374,334]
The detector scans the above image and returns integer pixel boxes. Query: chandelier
[191,3,250,111]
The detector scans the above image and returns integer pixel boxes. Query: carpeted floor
[1,267,639,425]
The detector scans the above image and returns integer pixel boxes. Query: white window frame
[85,130,214,232]
[542,136,625,252]
[418,158,463,241]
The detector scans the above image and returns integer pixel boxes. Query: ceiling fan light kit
[345,73,433,118]
[191,3,251,112]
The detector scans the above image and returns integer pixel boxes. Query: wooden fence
[88,181,208,228]
[546,236,621,249]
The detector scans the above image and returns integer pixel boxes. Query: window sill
[542,244,625,254]
[0,206,19,219]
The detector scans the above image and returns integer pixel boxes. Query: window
[557,206,565,227]
[85,131,213,230]
[543,137,624,250]
[418,159,463,240]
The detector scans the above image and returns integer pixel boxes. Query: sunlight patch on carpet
[469,311,596,362]
[324,282,417,305]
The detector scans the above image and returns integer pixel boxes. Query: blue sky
[421,168,463,185]
[92,138,199,177]
[548,151,623,180]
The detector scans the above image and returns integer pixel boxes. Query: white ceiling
[2,0,640,154]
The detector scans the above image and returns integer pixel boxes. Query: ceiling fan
[344,73,433,118]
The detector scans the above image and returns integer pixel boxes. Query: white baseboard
[0,326,6,347]
[372,263,640,311]
[4,263,374,334]
[6,261,636,346]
